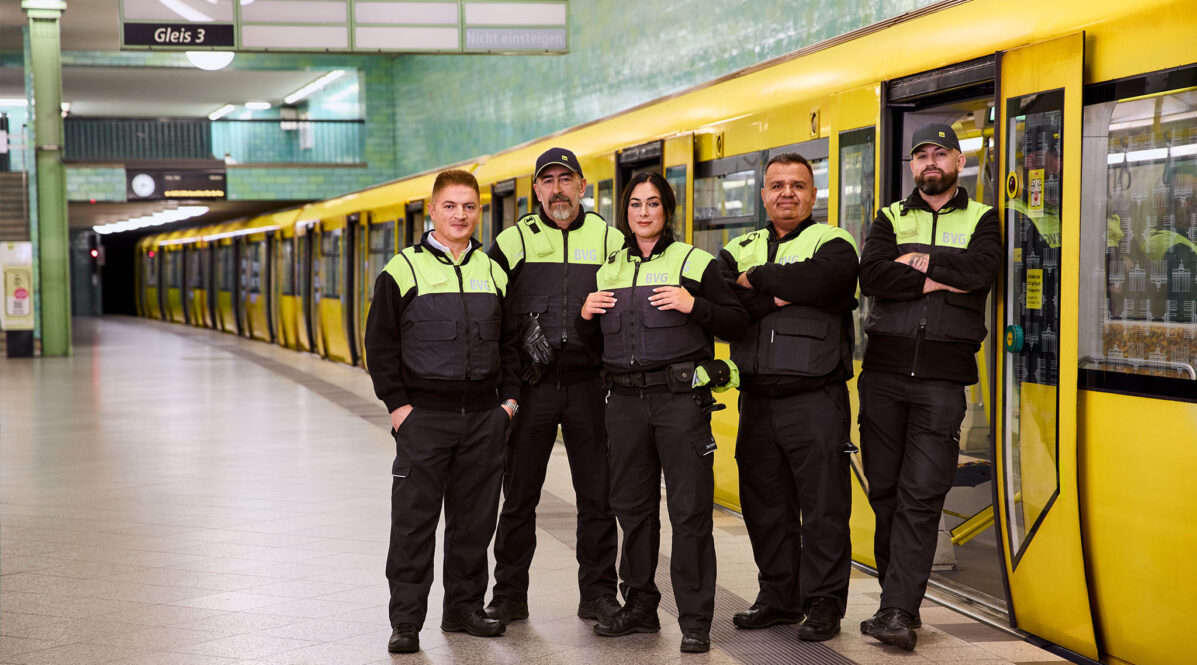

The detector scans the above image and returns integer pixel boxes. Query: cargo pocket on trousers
[392,456,412,480]
[691,434,717,457]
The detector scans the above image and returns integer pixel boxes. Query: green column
[22,0,69,356]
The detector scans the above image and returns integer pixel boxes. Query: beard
[547,197,574,221]
[916,166,958,196]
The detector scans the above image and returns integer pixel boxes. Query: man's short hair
[764,152,813,179]
[432,169,480,199]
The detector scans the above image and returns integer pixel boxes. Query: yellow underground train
[135,1,1197,662]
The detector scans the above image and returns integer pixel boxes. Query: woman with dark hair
[577,170,747,653]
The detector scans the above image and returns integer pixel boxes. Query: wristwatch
[502,399,519,417]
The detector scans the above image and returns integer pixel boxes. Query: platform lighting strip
[208,104,236,120]
[284,70,346,105]
[93,205,209,235]
[203,225,281,241]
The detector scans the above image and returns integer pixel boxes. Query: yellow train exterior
[134,1,1196,663]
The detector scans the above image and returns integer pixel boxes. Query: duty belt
[609,369,670,388]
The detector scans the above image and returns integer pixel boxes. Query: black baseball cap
[534,147,583,179]
[910,123,961,154]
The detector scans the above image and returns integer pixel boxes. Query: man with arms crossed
[719,152,859,641]
[857,124,1001,651]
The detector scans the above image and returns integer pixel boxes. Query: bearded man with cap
[485,147,624,625]
[856,123,1001,652]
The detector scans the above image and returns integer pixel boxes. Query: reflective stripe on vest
[494,211,621,352]
[382,246,506,381]
[595,241,712,368]
[864,199,992,344]
[725,223,858,377]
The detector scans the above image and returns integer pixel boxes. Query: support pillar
[22,0,69,356]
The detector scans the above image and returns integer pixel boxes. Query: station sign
[119,0,569,54]
[127,169,227,201]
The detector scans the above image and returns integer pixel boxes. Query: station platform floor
[1,317,1069,665]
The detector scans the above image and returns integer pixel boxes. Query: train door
[616,140,664,208]
[205,245,218,329]
[298,226,317,353]
[363,217,396,368]
[356,213,370,360]
[879,55,1007,613]
[491,178,518,236]
[995,34,1098,659]
[343,215,360,365]
[663,133,694,240]
[236,239,249,336]
[180,245,192,326]
[155,248,166,320]
[264,232,276,343]
[404,201,424,248]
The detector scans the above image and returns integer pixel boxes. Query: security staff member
[365,169,520,654]
[579,171,748,654]
[486,147,624,624]
[718,152,859,641]
[857,124,1001,652]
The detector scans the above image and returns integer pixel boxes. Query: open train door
[995,33,1098,660]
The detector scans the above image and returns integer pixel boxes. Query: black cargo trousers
[858,369,967,616]
[491,375,618,603]
[606,389,717,634]
[735,382,853,617]
[387,405,508,628]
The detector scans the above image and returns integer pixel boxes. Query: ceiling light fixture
[244,101,271,110]
[0,98,28,107]
[283,70,347,105]
[93,205,209,235]
[186,51,235,71]
[208,104,236,120]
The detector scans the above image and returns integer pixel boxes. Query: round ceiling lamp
[186,51,235,71]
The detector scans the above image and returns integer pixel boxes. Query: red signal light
[90,249,99,258]
[148,251,155,258]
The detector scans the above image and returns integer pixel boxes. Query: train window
[167,251,182,289]
[839,127,876,360]
[1079,79,1197,391]
[898,102,996,209]
[247,240,263,295]
[145,252,158,285]
[218,245,233,292]
[367,221,396,301]
[692,152,763,258]
[597,179,614,223]
[187,247,202,289]
[517,196,528,218]
[321,230,341,298]
[581,184,595,213]
[280,239,295,296]
[666,165,687,226]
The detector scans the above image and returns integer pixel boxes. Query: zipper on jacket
[629,258,641,367]
[561,229,570,347]
[454,263,471,392]
[910,310,927,377]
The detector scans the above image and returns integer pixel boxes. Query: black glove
[518,315,555,384]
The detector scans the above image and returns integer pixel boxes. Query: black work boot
[593,597,660,637]
[861,607,917,651]
[483,596,529,625]
[387,624,419,653]
[732,602,803,629]
[680,630,710,653]
[578,593,621,621]
[797,597,841,641]
[441,609,505,637]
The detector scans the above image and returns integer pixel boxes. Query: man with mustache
[485,147,624,626]
[856,124,1001,652]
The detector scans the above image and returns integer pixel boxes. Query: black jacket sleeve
[497,287,521,403]
[364,272,410,413]
[574,311,603,359]
[745,237,859,311]
[859,210,926,301]
[686,261,750,341]
[927,207,1003,292]
[717,247,778,321]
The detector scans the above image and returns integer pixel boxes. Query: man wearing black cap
[485,147,624,625]
[856,123,1001,651]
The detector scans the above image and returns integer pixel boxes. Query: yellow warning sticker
[1014,247,1022,263]
[1028,169,1045,219]
[1026,268,1043,310]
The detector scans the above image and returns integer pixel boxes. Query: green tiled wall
[66,167,126,202]
[392,0,935,177]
